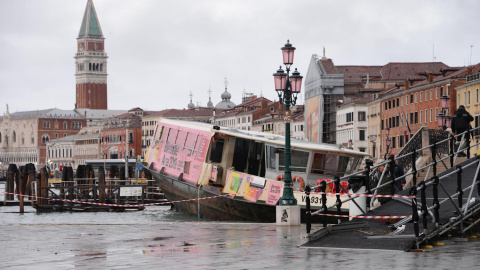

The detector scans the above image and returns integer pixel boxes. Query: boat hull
[150,169,277,222]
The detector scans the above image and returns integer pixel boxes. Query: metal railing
[307,126,480,247]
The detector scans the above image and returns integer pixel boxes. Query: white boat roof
[159,118,369,157]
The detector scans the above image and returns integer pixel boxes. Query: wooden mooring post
[99,166,105,203]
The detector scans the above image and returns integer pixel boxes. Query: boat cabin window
[266,145,309,172]
[266,146,276,170]
[311,153,360,176]
[209,138,224,163]
[279,150,309,172]
[231,138,265,177]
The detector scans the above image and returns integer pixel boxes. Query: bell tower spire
[75,0,108,109]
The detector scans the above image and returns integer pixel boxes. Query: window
[410,112,413,124]
[420,91,423,102]
[63,121,67,130]
[425,109,428,123]
[468,91,471,105]
[477,89,479,103]
[431,89,433,100]
[279,149,309,172]
[388,100,392,109]
[346,112,353,122]
[425,90,428,101]
[475,114,480,136]
[384,102,388,110]
[359,130,365,141]
[359,148,366,153]
[410,94,414,104]
[420,110,423,124]
[415,93,418,103]
[406,95,409,105]
[415,112,418,124]
[397,98,399,107]
[430,109,433,122]
[440,86,444,97]
[436,88,438,99]
[42,134,50,144]
[358,111,366,121]
[209,138,224,163]
[400,135,404,147]
[392,137,396,148]
[401,96,404,106]
[12,131,16,143]
[54,133,58,139]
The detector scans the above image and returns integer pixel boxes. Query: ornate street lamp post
[273,40,303,206]
[436,95,451,130]
[385,137,392,158]
[384,126,391,159]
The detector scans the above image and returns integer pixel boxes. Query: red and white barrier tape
[306,192,415,199]
[2,191,413,219]
[312,213,412,219]
[0,191,239,208]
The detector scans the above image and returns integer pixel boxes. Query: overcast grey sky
[1,0,480,116]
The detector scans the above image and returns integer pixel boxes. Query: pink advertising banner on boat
[265,181,283,205]
[155,122,212,183]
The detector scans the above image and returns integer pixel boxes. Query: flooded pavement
[1,205,479,269]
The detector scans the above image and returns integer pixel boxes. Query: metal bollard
[334,176,342,224]
[410,186,420,239]
[320,180,327,227]
[305,185,312,234]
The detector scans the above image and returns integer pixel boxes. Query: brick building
[0,107,86,168]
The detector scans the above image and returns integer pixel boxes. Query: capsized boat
[143,119,368,222]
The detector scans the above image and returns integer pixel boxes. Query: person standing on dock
[451,105,474,156]
[373,165,391,205]
[388,154,406,192]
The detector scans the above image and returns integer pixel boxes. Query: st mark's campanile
[75,0,108,109]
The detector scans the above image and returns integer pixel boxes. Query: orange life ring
[328,181,349,195]
[292,176,305,191]
[276,175,285,181]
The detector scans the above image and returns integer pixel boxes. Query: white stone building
[336,99,369,153]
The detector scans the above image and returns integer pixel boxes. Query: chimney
[405,80,409,90]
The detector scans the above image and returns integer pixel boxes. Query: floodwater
[1,204,479,270]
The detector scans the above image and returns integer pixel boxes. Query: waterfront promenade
[1,205,479,269]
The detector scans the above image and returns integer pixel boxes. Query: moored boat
[143,119,368,222]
